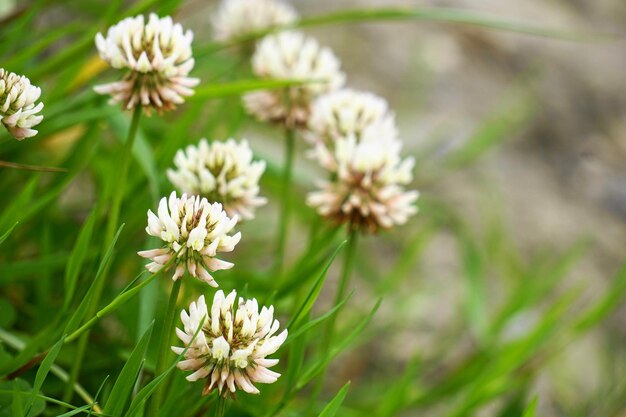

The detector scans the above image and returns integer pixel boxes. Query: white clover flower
[243,31,345,128]
[0,69,44,140]
[167,138,267,221]
[212,0,298,42]
[94,13,199,114]
[308,131,418,232]
[173,291,288,397]
[306,91,418,232]
[138,192,241,286]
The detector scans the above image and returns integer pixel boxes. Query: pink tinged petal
[145,262,163,273]
[196,266,218,288]
[172,264,185,281]
[178,358,204,371]
[235,371,260,394]
[186,367,210,382]
[137,248,167,259]
[204,257,234,272]
[226,373,236,393]
[171,346,185,355]
[255,358,279,368]
[247,366,280,384]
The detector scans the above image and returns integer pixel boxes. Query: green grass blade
[27,336,66,412]
[56,404,95,417]
[318,381,350,417]
[288,241,347,329]
[285,292,353,345]
[297,299,382,389]
[0,222,18,246]
[104,322,155,416]
[63,225,124,336]
[63,209,97,311]
[124,318,206,417]
[191,79,314,101]
[296,7,605,41]
[522,397,538,417]
[574,262,626,332]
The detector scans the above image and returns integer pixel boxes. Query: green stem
[275,127,296,276]
[215,395,227,417]
[63,106,142,402]
[148,278,183,415]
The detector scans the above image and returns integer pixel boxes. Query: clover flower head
[94,13,199,114]
[173,291,288,396]
[243,31,345,128]
[212,0,298,42]
[167,138,267,221]
[0,68,44,140]
[306,91,418,232]
[138,192,241,287]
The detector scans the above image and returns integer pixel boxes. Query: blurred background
[1,0,626,416]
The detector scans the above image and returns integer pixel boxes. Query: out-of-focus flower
[138,192,240,286]
[212,0,298,42]
[167,138,267,221]
[173,290,288,396]
[0,68,43,140]
[308,89,396,144]
[94,13,199,114]
[306,90,418,232]
[244,31,345,128]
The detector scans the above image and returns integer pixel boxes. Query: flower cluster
[173,291,288,396]
[0,68,44,140]
[212,0,298,42]
[94,13,199,114]
[167,139,267,221]
[306,89,419,232]
[244,31,345,128]
[138,192,241,287]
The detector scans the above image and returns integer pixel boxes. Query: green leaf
[0,222,18,246]
[0,380,45,417]
[63,209,97,311]
[318,382,351,417]
[192,79,315,101]
[297,299,382,389]
[522,396,538,417]
[285,292,353,345]
[295,7,604,41]
[459,236,488,344]
[56,404,94,417]
[104,322,155,416]
[574,262,626,332]
[26,337,66,415]
[288,241,347,329]
[63,224,124,336]
[124,317,206,417]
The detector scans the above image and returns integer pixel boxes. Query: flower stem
[148,278,182,416]
[215,395,227,417]
[63,106,142,402]
[275,127,296,276]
